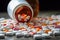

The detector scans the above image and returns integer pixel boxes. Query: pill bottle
[7,0,39,23]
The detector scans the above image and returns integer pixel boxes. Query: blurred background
[0,0,60,12]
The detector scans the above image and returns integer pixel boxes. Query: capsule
[54,33,60,36]
[0,31,5,34]
[3,28,9,33]
[42,33,51,39]
[12,31,18,35]
[22,31,29,37]
[53,28,60,36]
[24,34,32,38]
[6,32,14,36]
[0,34,5,39]
[33,34,42,40]
[15,32,23,38]
[0,18,5,22]
[29,32,36,36]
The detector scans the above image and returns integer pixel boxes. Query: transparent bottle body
[26,0,39,17]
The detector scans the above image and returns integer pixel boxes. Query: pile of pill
[18,13,30,22]
[0,15,60,39]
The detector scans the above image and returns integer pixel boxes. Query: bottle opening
[15,6,32,23]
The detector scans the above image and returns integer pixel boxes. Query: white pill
[0,31,5,34]
[15,32,23,38]
[6,32,14,36]
[0,34,5,39]
[15,32,22,35]
[12,31,18,34]
[9,29,13,32]
[22,31,28,35]
[0,34,5,36]
[48,31,52,35]
[33,34,42,38]
[0,18,5,21]
[42,33,50,37]
[33,34,42,39]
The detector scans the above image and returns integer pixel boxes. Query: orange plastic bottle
[26,0,39,17]
[7,0,39,23]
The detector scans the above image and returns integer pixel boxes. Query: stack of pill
[0,15,60,39]
[17,13,30,22]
